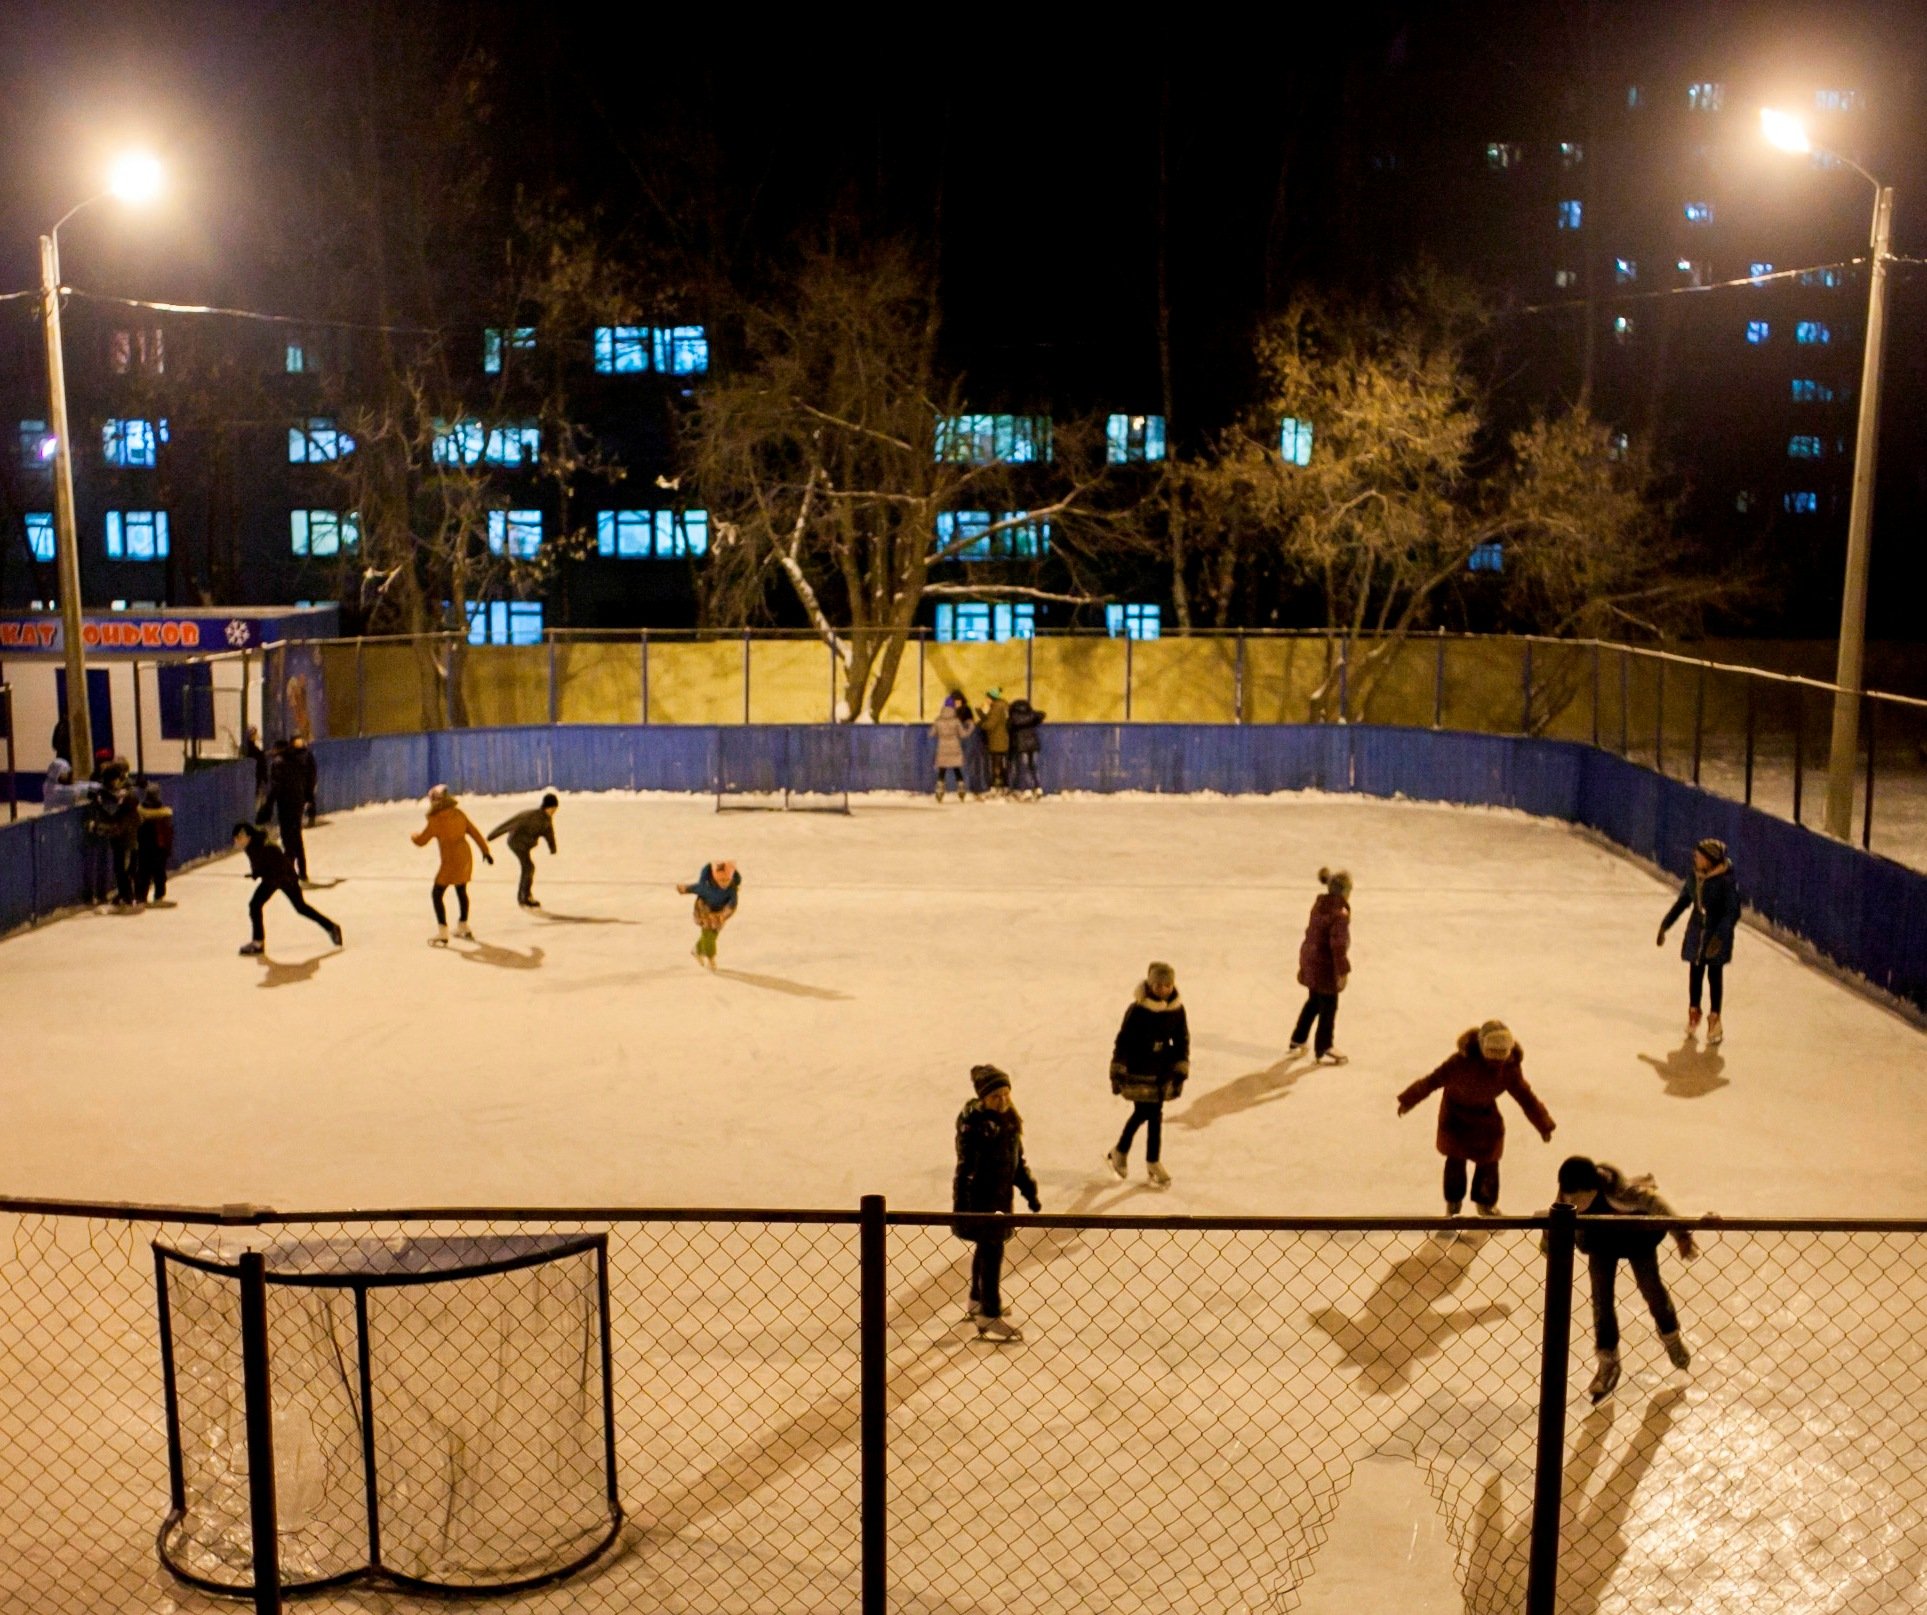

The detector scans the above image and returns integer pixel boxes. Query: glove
[1655,928,1667,947]
[1396,1100,1412,1117]
[1336,974,1349,992]
[1024,1194,1041,1213]
[1675,1232,1699,1260]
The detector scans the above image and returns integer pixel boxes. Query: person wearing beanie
[1554,1155,1699,1402]
[953,1064,1041,1341]
[230,822,341,954]
[1289,867,1353,1064]
[411,785,493,946]
[1397,1020,1556,1219]
[1657,837,1738,1045]
[488,792,561,907]
[1006,696,1047,800]
[677,859,741,970]
[134,781,175,904]
[977,689,1012,794]
[1105,961,1190,1187]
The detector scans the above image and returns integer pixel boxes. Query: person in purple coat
[1288,867,1352,1064]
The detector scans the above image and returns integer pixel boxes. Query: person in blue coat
[677,859,741,970]
[1657,837,1738,1045]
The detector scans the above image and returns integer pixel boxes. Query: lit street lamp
[1761,107,1894,843]
[38,152,165,781]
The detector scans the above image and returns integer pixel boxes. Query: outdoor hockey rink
[3,791,1926,1614]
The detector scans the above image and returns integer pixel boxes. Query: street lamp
[38,151,164,781]
[1761,107,1894,842]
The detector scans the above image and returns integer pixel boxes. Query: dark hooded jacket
[1662,859,1738,964]
[1007,699,1045,755]
[1110,985,1191,1103]
[238,826,298,886]
[952,1099,1039,1236]
[489,806,558,855]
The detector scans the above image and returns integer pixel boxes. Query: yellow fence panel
[318,642,362,738]
[919,643,1031,721]
[1531,642,1598,743]
[1354,637,1439,729]
[1128,638,1240,723]
[459,646,548,729]
[360,643,446,734]
[557,641,643,725]
[1441,637,1528,734]
[1242,637,1332,724]
[748,640,835,723]
[647,639,744,724]
[1030,638,1127,721]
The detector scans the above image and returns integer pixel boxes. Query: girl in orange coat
[411,783,493,946]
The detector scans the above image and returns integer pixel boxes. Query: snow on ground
[4,792,1927,1615]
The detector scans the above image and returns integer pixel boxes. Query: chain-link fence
[6,1201,1927,1615]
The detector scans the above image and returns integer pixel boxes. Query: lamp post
[1761,109,1894,842]
[38,152,164,782]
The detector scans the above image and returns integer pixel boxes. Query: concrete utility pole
[39,227,93,778]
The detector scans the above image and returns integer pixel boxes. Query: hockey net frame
[713,725,853,815]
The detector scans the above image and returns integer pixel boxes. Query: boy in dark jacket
[1657,837,1737,1045]
[231,822,341,955]
[489,792,560,907]
[1289,867,1352,1064]
[256,741,311,882]
[134,782,174,903]
[89,780,142,907]
[953,1064,1041,1341]
[1006,698,1045,799]
[1105,961,1190,1187]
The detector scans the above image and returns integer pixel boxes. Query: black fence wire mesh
[3,1206,1926,1615]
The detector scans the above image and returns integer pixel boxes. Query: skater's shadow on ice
[255,948,342,988]
[456,941,546,971]
[299,877,346,890]
[1169,1058,1310,1132]
[534,911,638,926]
[1191,1032,1286,1063]
[713,968,851,1001]
[1637,1038,1728,1100]
[1309,1241,1513,1395]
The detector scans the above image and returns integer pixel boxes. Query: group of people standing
[930,688,1045,801]
[63,752,175,908]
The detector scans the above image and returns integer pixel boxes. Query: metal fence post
[547,634,559,727]
[1235,631,1246,724]
[1589,642,1600,748]
[743,629,751,725]
[1521,639,1534,736]
[240,650,252,753]
[830,637,838,723]
[1434,632,1446,730]
[859,1194,887,1615]
[1744,676,1756,805]
[238,1251,283,1615]
[1025,633,1034,703]
[2,683,16,821]
[1124,633,1133,722]
[1792,685,1805,826]
[354,637,366,739]
[641,631,651,725]
[1692,662,1706,787]
[132,660,147,776]
[1525,1202,1576,1615]
[1654,657,1665,776]
[917,634,926,722]
[1619,651,1629,756]
[1862,693,1875,851]
[1336,637,1349,724]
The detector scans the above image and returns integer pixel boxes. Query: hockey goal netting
[715,725,852,813]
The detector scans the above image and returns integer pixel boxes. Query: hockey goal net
[715,725,852,813]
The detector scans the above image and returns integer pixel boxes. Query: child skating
[1657,836,1737,1045]
[1288,866,1352,1064]
[488,792,559,908]
[1105,960,1190,1187]
[952,1064,1041,1341]
[1397,1020,1555,1219]
[230,823,340,954]
[411,784,493,946]
[1554,1155,1699,1402]
[677,859,740,969]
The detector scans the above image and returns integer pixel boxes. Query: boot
[1286,1041,1307,1058]
[1661,1330,1692,1370]
[1317,1049,1350,1065]
[964,1299,981,1321]
[453,921,474,940]
[238,939,264,956]
[430,925,450,947]
[975,1315,1022,1342]
[1686,1006,1702,1038]
[1587,1350,1622,1404]
[1147,1160,1172,1188]
[1706,1013,1723,1046]
[326,923,344,947]
[1474,1203,1502,1218]
[935,782,945,802]
[1434,1201,1464,1241]
[1105,1147,1128,1180]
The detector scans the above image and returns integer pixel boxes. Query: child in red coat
[1397,1020,1556,1217]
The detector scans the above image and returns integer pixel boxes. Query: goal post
[714,725,852,814]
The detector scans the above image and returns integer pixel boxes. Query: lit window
[1613,315,1634,342]
[593,326,649,374]
[1468,542,1504,572]
[1608,430,1630,460]
[25,512,54,562]
[289,510,360,557]
[1796,321,1831,345]
[1677,258,1708,285]
[1734,490,1753,514]
[1687,82,1723,111]
[1106,413,1167,463]
[933,602,1034,643]
[594,509,709,558]
[1788,435,1824,459]
[936,510,1050,561]
[1783,491,1818,514]
[431,419,539,466]
[1554,269,1578,289]
[1683,201,1713,224]
[104,510,169,560]
[591,325,707,375]
[1614,257,1637,283]
[289,417,354,463]
[1814,89,1862,112]
[1626,85,1644,109]
[652,326,709,375]
[285,344,306,374]
[1485,142,1522,170]
[1790,378,1834,402]
[109,328,164,375]
[487,508,544,558]
[1746,320,1770,344]
[1798,268,1843,289]
[102,418,163,468]
[1557,199,1583,230]
[1280,417,1314,466]
[935,414,1053,464]
[1749,261,1774,283]
[483,327,535,374]
[18,419,55,469]
[1559,141,1584,167]
[1105,603,1162,640]
[465,600,545,646]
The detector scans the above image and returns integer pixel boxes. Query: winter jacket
[1661,860,1738,965]
[978,698,1011,754]
[952,1099,1040,1238]
[1297,893,1352,995]
[289,743,318,811]
[42,760,84,811]
[1007,700,1045,755]
[258,749,307,826]
[138,801,175,857]
[89,786,142,848]
[1397,1029,1555,1164]
[238,827,298,886]
[687,864,741,913]
[489,806,558,856]
[1571,1163,1693,1259]
[930,707,974,769]
[1110,985,1191,1103]
[412,799,491,885]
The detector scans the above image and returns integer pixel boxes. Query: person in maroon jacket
[1397,1020,1555,1218]
[1288,867,1352,1064]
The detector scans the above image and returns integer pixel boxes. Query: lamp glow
[1761,108,1812,156]
[106,152,164,205]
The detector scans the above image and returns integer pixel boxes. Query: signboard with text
[0,606,338,657]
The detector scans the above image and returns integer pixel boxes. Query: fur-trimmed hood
[1455,1027,1524,1063]
[1133,983,1184,1012]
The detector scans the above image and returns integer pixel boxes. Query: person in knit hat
[952,1063,1040,1341]
[1555,1155,1699,1402]
[977,689,1012,795]
[1105,961,1190,1187]
[1289,867,1353,1064]
[411,784,493,946]
[1397,1020,1556,1219]
[677,859,741,970]
[134,781,175,904]
[1657,837,1738,1046]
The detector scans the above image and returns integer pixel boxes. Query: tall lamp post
[38,152,164,781]
[1761,108,1894,842]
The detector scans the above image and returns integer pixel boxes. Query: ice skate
[1286,1041,1307,1058]
[1434,1202,1464,1241]
[1105,1147,1128,1180]
[974,1315,1022,1342]
[326,923,343,947]
[1587,1350,1622,1404]
[430,925,450,947]
[964,1299,981,1321]
[1147,1160,1172,1188]
[237,940,263,956]
[1686,1006,1702,1039]
[520,897,541,909]
[1474,1203,1502,1218]
[453,922,474,940]
[935,783,946,802]
[1706,1013,1723,1046]
[1316,1048,1350,1066]
[1661,1330,1692,1370]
